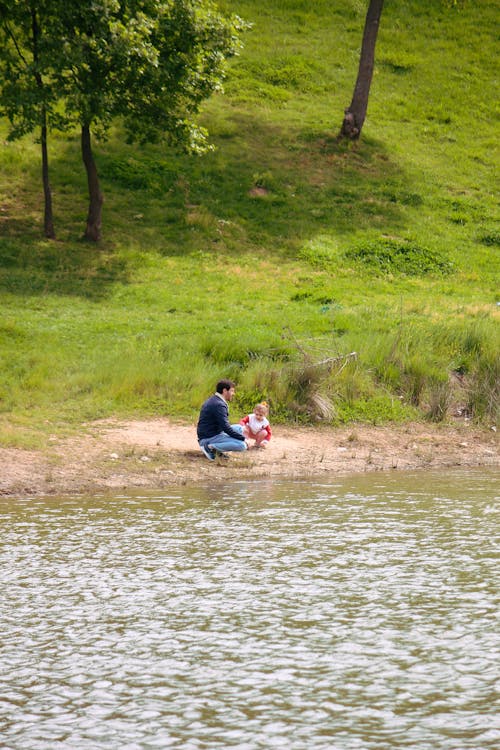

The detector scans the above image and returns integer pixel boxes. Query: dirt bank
[0,418,497,498]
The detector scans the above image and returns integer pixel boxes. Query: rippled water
[1,469,499,749]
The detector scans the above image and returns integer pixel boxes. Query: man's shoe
[201,444,216,461]
[213,448,230,460]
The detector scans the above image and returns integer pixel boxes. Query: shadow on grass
[95,113,411,260]
[0,229,129,299]
[1,113,411,297]
[0,132,131,299]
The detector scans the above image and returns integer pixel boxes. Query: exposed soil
[0,418,497,497]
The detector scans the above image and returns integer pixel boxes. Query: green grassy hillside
[0,0,498,447]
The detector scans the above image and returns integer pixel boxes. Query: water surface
[1,469,498,749]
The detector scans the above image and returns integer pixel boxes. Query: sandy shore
[0,418,497,497]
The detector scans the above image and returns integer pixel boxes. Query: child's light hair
[255,401,269,414]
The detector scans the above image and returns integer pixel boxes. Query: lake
[1,468,498,749]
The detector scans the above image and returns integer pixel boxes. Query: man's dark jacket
[196,394,245,442]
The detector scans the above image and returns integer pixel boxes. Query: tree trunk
[81,124,103,241]
[41,113,55,239]
[31,7,55,238]
[340,0,384,140]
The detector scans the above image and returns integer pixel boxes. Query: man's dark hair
[216,379,235,394]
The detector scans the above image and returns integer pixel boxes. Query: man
[197,379,248,461]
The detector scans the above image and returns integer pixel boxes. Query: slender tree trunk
[41,110,55,239]
[81,124,103,241]
[340,0,384,140]
[31,6,55,238]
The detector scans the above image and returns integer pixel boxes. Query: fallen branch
[311,352,358,368]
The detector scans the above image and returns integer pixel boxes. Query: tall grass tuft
[426,377,453,423]
[466,354,500,424]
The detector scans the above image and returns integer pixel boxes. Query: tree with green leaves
[0,1,245,241]
[340,0,384,140]
[52,0,160,241]
[57,0,245,241]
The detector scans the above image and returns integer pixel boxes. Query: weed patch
[477,231,500,247]
[100,156,178,195]
[345,238,454,276]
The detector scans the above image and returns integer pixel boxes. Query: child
[240,402,272,448]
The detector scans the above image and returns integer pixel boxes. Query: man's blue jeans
[199,426,247,453]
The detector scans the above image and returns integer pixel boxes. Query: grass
[0,0,499,447]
